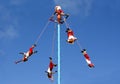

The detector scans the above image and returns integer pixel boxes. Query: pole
[58,24,60,84]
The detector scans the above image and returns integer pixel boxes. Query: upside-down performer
[66,28,77,44]
[15,44,37,64]
[50,5,69,24]
[81,49,94,68]
[45,57,57,81]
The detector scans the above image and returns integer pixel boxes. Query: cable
[76,40,83,51]
[64,17,83,51]
[64,17,69,28]
[51,23,57,57]
[35,21,50,44]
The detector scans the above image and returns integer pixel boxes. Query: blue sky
[0,0,120,84]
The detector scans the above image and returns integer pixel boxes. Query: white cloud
[0,27,18,39]
[82,0,94,16]
[53,0,94,16]
[10,0,27,6]
[0,5,19,40]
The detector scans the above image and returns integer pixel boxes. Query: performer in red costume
[15,44,37,64]
[50,5,69,24]
[66,28,77,44]
[81,49,94,68]
[45,57,57,81]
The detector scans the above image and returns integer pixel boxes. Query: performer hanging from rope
[50,5,69,24]
[66,28,77,44]
[81,49,94,68]
[45,57,57,81]
[15,44,37,64]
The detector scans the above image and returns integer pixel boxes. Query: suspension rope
[76,40,83,51]
[35,21,50,44]
[51,23,57,57]
[63,17,83,51]
[64,17,69,28]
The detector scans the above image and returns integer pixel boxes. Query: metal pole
[58,24,60,84]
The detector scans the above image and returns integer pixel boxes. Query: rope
[64,17,83,51]
[51,23,56,57]
[63,17,69,28]
[35,21,50,44]
[76,40,83,51]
